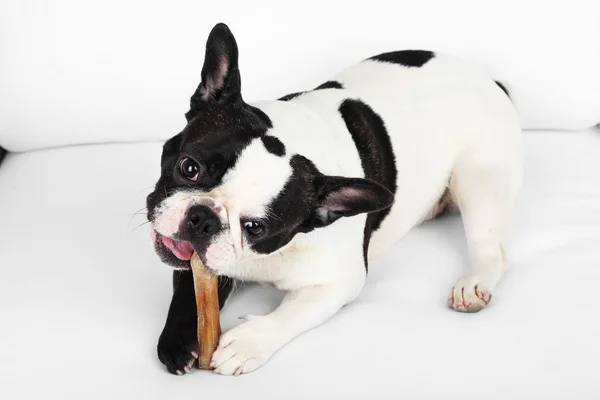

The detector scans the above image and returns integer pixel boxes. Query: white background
[0,1,600,399]
[1,0,600,151]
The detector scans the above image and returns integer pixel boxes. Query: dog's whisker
[126,206,151,231]
[126,220,151,237]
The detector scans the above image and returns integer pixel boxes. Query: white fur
[156,53,522,375]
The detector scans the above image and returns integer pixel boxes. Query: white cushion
[1,0,600,151]
[1,129,599,398]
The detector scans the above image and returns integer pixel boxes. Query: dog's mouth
[151,229,194,269]
[159,234,194,261]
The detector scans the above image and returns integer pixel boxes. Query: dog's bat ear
[310,176,395,227]
[185,23,242,122]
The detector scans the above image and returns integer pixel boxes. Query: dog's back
[253,50,521,260]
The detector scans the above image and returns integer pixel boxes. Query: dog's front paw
[157,326,199,375]
[211,316,280,376]
[448,275,493,313]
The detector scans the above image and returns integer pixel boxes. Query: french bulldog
[146,23,522,376]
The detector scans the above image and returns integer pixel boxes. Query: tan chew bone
[190,252,220,369]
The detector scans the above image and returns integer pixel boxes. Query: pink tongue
[161,236,194,261]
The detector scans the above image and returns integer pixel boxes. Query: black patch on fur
[278,81,344,101]
[495,81,510,98]
[246,154,393,254]
[315,80,344,90]
[369,50,434,68]
[249,154,394,256]
[0,147,6,166]
[249,155,321,254]
[261,135,286,156]
[339,99,397,269]
[157,269,233,375]
[278,91,305,101]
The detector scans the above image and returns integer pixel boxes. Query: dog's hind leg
[447,149,521,313]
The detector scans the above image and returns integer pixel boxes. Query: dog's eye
[243,221,264,236]
[179,157,200,181]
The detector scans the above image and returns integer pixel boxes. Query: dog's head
[146,23,394,276]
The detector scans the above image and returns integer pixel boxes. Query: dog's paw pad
[448,276,492,313]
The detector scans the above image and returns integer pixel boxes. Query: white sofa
[1,1,599,399]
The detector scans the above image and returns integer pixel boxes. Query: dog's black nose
[186,205,221,238]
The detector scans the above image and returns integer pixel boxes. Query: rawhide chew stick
[190,252,220,369]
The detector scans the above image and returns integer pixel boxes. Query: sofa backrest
[1,0,599,152]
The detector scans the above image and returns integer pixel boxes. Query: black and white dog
[146,23,522,376]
